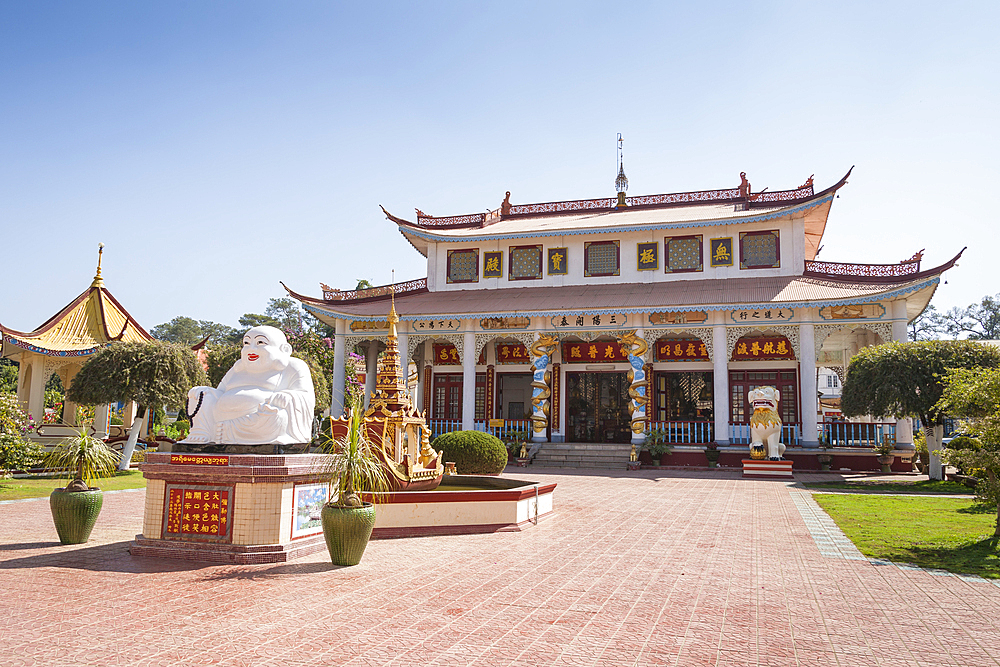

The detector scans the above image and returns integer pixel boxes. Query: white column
[331,320,346,417]
[712,324,729,445]
[364,342,379,408]
[891,299,915,450]
[398,329,409,398]
[799,323,819,448]
[93,403,111,440]
[462,330,476,431]
[27,360,47,426]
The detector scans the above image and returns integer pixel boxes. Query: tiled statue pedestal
[742,459,793,479]
[131,452,331,564]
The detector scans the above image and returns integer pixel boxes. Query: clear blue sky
[2,1,997,332]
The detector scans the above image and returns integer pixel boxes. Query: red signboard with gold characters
[731,335,795,361]
[562,341,628,363]
[495,342,529,364]
[433,343,461,365]
[654,338,709,361]
[163,484,233,542]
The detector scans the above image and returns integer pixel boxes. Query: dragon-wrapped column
[529,333,558,443]
[618,330,650,446]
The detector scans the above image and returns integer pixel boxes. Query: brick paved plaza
[3,468,1000,666]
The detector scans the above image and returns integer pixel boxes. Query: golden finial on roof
[388,270,399,336]
[91,243,105,288]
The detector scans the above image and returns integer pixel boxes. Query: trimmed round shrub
[433,430,508,475]
[945,435,980,451]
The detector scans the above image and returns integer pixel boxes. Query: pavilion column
[93,403,111,440]
[461,330,476,431]
[712,325,729,445]
[799,323,819,448]
[27,359,47,427]
[364,342,379,408]
[891,300,915,450]
[331,320,346,418]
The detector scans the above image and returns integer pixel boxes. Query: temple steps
[530,442,633,468]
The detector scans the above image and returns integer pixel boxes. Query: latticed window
[509,245,543,280]
[665,235,703,273]
[728,370,799,423]
[446,249,479,283]
[433,373,463,420]
[739,230,780,269]
[584,240,620,277]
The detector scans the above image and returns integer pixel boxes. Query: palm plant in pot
[320,402,392,566]
[45,429,120,544]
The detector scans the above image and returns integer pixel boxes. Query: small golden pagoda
[330,299,444,491]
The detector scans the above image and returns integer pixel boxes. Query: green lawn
[813,493,1000,578]
[803,480,971,494]
[0,470,146,501]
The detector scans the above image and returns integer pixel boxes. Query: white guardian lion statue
[181,326,315,445]
[748,386,785,461]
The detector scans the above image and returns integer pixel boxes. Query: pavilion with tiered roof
[1,246,152,434]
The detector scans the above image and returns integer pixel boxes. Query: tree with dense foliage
[938,367,1000,536]
[909,305,947,341]
[67,341,208,469]
[151,316,240,346]
[841,340,1000,480]
[0,359,18,395]
[944,293,1000,340]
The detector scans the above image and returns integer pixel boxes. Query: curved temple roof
[285,251,963,327]
[384,169,852,260]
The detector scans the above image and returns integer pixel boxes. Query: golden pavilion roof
[1,251,152,358]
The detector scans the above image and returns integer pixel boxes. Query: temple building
[286,167,959,453]
[0,246,153,439]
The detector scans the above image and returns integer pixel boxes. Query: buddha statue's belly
[214,387,274,420]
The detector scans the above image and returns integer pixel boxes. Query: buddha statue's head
[240,326,293,373]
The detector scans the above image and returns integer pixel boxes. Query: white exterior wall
[429,216,802,293]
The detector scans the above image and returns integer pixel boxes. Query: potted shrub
[646,429,672,466]
[705,443,721,468]
[320,403,393,566]
[875,438,895,473]
[45,430,120,544]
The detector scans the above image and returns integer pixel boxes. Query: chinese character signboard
[562,341,628,363]
[654,338,709,361]
[163,484,233,542]
[547,247,568,275]
[710,238,733,267]
[550,313,627,329]
[730,308,793,323]
[483,251,503,278]
[495,342,529,364]
[636,242,658,271]
[433,343,461,365]
[649,311,708,326]
[480,316,530,330]
[412,319,461,332]
[731,336,795,361]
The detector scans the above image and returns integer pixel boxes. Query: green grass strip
[803,480,971,494]
[0,470,146,501]
[813,493,1000,579]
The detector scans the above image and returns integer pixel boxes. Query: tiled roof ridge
[383,168,852,230]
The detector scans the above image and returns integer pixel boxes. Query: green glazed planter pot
[321,502,377,566]
[49,488,104,545]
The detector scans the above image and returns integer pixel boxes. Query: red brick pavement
[2,468,999,667]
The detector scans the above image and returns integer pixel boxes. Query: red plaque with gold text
[169,454,230,466]
[163,485,234,542]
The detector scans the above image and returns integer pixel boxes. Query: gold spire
[90,243,105,288]
[388,271,399,338]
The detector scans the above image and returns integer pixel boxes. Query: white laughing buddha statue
[181,326,315,445]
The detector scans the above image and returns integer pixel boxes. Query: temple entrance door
[496,373,533,421]
[566,372,631,443]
